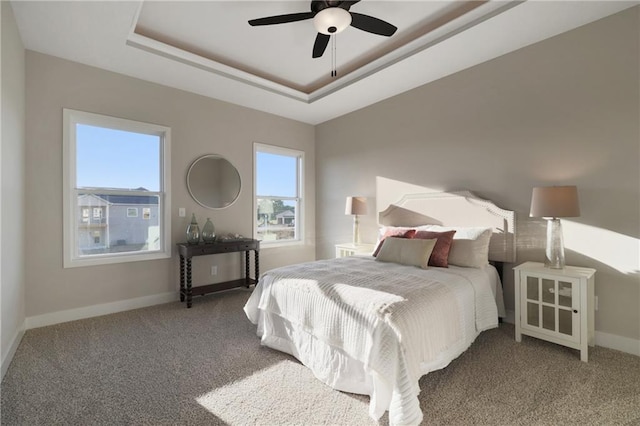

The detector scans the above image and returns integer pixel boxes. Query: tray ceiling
[11,1,638,124]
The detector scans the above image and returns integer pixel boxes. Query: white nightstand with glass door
[514,262,596,362]
[335,243,375,258]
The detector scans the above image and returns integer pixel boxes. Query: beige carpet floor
[2,288,639,425]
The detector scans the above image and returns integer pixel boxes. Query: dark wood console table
[177,239,260,308]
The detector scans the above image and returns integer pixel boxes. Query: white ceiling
[11,1,638,125]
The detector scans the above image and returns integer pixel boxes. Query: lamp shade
[345,196,367,215]
[530,186,580,218]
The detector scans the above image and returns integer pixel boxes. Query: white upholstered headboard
[378,191,516,263]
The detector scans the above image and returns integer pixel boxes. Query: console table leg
[186,258,193,308]
[179,255,185,302]
[255,250,259,283]
[245,251,250,287]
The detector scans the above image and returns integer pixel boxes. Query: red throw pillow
[373,229,417,257]
[413,230,456,267]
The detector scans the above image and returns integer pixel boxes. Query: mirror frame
[186,154,241,209]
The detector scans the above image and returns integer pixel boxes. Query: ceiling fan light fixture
[313,7,352,35]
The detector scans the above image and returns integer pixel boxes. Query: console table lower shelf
[177,239,260,308]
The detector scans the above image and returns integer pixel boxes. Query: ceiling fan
[248,0,398,59]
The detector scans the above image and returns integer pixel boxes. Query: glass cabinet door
[525,275,540,328]
[521,273,580,343]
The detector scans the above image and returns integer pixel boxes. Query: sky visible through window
[256,152,297,197]
[76,125,297,197]
[76,124,160,191]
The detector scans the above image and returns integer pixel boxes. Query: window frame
[63,109,171,268]
[253,142,304,247]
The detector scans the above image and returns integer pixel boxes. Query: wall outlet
[595,296,599,311]
[210,266,217,275]
[178,207,186,217]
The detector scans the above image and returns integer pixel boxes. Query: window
[63,109,171,267]
[254,143,304,245]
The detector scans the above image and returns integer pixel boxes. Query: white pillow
[419,225,492,268]
[375,237,436,269]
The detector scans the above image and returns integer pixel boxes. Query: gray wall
[25,52,315,318]
[1,1,27,375]
[315,8,640,342]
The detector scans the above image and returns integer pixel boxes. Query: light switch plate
[179,207,186,217]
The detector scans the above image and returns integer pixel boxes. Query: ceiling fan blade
[312,33,330,58]
[248,12,315,26]
[338,1,361,10]
[349,12,397,37]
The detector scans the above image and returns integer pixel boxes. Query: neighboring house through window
[254,143,304,245]
[63,109,171,267]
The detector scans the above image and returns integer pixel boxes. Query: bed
[244,191,516,425]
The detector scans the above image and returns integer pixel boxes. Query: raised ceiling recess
[12,1,636,124]
[128,1,505,100]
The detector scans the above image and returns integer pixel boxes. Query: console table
[177,239,260,308]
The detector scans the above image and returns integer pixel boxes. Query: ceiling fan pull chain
[331,35,336,77]
[331,35,337,77]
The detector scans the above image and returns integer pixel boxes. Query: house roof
[95,194,159,206]
[276,210,295,218]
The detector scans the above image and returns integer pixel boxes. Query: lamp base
[352,215,360,246]
[545,218,565,269]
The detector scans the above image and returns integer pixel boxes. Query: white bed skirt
[254,304,489,424]
[245,260,505,425]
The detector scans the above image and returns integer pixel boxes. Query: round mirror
[187,155,241,209]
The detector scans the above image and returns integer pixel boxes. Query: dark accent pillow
[413,230,457,267]
[373,229,417,257]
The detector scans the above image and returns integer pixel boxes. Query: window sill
[64,250,171,268]
[258,240,305,249]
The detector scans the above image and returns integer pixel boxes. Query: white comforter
[244,256,503,425]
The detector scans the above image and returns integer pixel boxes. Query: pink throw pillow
[373,229,417,257]
[413,230,457,267]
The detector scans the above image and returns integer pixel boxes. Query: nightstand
[335,243,375,258]
[514,261,595,362]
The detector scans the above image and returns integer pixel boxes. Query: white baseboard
[2,324,26,380]
[25,292,178,330]
[502,309,639,357]
[595,331,640,357]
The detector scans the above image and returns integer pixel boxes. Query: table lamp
[345,196,367,245]
[530,186,580,269]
